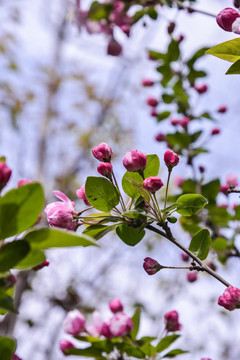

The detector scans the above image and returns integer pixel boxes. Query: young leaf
[0,183,44,240]
[162,348,188,358]
[24,228,98,250]
[85,177,119,212]
[226,59,240,75]
[0,336,16,360]
[144,154,160,177]
[0,240,30,272]
[116,225,145,246]
[0,290,16,313]
[156,334,180,352]
[122,171,144,199]
[205,38,240,63]
[124,177,150,203]
[82,224,115,240]
[176,194,207,216]
[201,179,220,202]
[189,229,211,260]
[131,308,141,339]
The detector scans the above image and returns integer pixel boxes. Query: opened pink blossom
[76,184,90,206]
[44,191,77,230]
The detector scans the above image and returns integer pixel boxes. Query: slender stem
[150,193,162,222]
[112,171,126,212]
[163,169,171,213]
[146,224,232,288]
[163,266,190,270]
[169,0,216,18]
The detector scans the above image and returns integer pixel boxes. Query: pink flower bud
[63,310,86,335]
[59,339,75,354]
[167,21,176,34]
[170,118,179,126]
[147,97,158,107]
[76,184,90,206]
[201,358,212,360]
[218,286,240,311]
[179,116,190,129]
[216,7,240,31]
[123,150,147,172]
[219,184,229,196]
[12,355,22,360]
[44,191,77,230]
[175,176,185,187]
[0,162,12,191]
[92,142,113,162]
[3,274,17,289]
[143,257,163,275]
[187,272,198,283]
[181,253,189,262]
[226,174,238,187]
[143,176,163,193]
[17,179,32,187]
[109,312,133,337]
[109,298,124,313]
[211,128,221,135]
[97,163,113,179]
[199,166,205,173]
[207,261,217,271]
[164,310,182,332]
[155,132,165,142]
[142,78,154,87]
[151,109,158,117]
[233,17,240,33]
[194,84,208,94]
[33,260,49,271]
[218,105,227,113]
[178,34,184,43]
[86,311,103,337]
[100,321,113,339]
[164,150,179,169]
[107,38,122,56]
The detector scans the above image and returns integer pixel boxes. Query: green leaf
[190,130,202,143]
[211,237,228,252]
[122,172,144,199]
[189,229,211,260]
[0,336,16,360]
[82,224,115,240]
[0,240,30,272]
[0,290,16,313]
[85,177,119,212]
[179,216,201,235]
[116,225,145,246]
[234,205,240,220]
[226,59,240,74]
[144,154,160,177]
[176,194,207,216]
[201,179,220,202]
[205,38,240,63]
[88,1,112,20]
[163,348,188,358]
[162,94,174,104]
[157,111,171,122]
[156,334,180,353]
[187,47,209,68]
[166,132,191,148]
[124,177,150,203]
[24,228,98,250]
[167,40,180,62]
[0,183,44,240]
[167,216,177,223]
[14,249,46,270]
[131,308,141,339]
[180,179,197,194]
[115,342,145,358]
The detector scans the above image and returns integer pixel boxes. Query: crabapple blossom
[97,162,113,179]
[143,257,163,275]
[187,272,198,283]
[216,7,240,31]
[0,162,12,191]
[76,184,90,206]
[92,142,113,162]
[141,78,154,87]
[226,174,238,187]
[181,253,189,262]
[44,191,77,230]
[123,150,147,172]
[109,312,133,337]
[218,286,240,311]
[155,132,165,142]
[218,105,227,113]
[33,260,49,271]
[143,176,164,193]
[194,84,208,94]
[147,97,158,107]
[63,310,86,335]
[109,298,124,313]
[164,310,182,332]
[211,128,221,135]
[17,179,32,187]
[164,150,179,169]
[219,184,229,195]
[59,339,75,354]
[107,38,122,56]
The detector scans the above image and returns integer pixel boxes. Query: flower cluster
[218,286,240,311]
[60,299,133,354]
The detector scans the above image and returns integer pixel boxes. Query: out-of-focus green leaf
[156,334,180,352]
[0,336,16,360]
[0,290,16,313]
[201,179,220,202]
[0,183,44,240]
[162,348,188,358]
[131,308,141,339]
[211,237,228,251]
[14,249,46,270]
[157,111,171,122]
[88,1,112,20]
[226,59,240,74]
[0,240,30,272]
[82,224,115,240]
[166,132,191,148]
